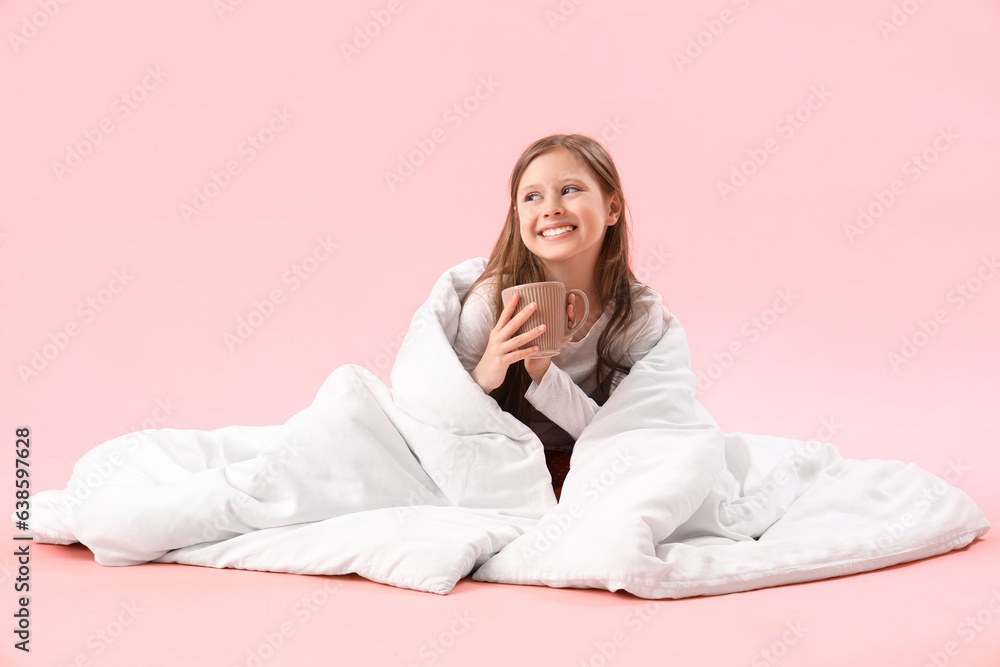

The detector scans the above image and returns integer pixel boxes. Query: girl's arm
[456,287,602,437]
[453,289,492,377]
[524,364,604,440]
[455,282,664,438]
[524,287,666,439]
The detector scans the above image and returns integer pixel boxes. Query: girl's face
[515,148,619,270]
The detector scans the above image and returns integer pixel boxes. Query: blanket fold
[16,256,990,597]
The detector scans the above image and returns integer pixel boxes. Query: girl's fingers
[501,343,540,365]
[498,322,544,359]
[514,324,545,345]
[498,292,518,323]
[502,299,537,333]
[495,294,523,332]
[518,301,538,323]
[496,294,545,349]
[515,335,542,356]
[498,324,543,355]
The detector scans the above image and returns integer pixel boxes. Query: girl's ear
[607,192,622,224]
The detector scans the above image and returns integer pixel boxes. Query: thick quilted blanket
[15,257,990,597]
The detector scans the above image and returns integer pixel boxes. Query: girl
[453,134,666,499]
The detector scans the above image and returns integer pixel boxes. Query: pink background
[2,0,998,665]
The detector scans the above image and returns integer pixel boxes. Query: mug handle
[564,289,590,337]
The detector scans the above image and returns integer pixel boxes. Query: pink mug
[500,282,590,358]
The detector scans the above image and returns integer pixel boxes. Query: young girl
[453,134,666,499]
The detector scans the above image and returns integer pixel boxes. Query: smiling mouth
[539,225,576,238]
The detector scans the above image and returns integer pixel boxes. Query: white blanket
[16,257,990,597]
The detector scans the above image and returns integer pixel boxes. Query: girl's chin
[530,250,582,266]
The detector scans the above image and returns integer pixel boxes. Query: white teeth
[541,226,575,237]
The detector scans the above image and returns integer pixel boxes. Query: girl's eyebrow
[518,176,584,196]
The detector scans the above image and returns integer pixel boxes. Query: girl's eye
[524,186,579,202]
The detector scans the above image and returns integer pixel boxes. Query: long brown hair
[461,133,656,428]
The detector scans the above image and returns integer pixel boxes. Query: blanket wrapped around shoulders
[16,257,990,597]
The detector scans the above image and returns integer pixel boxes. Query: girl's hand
[524,294,578,384]
[564,292,578,345]
[471,292,547,394]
